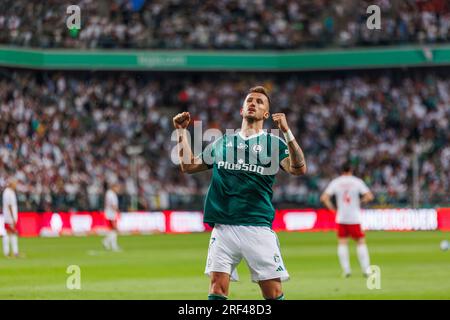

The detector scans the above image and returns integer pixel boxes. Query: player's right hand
[173,112,191,129]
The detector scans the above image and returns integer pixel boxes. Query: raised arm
[272,113,307,176]
[173,112,210,174]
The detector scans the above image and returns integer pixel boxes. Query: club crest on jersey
[252,144,263,153]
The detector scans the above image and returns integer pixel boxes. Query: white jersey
[324,175,370,224]
[2,187,18,225]
[104,189,119,220]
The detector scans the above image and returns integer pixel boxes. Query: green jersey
[201,131,289,228]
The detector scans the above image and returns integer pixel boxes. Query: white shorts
[204,224,289,283]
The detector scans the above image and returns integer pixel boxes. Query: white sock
[338,244,351,275]
[103,235,110,249]
[357,243,370,274]
[3,235,10,256]
[111,231,118,250]
[10,234,19,256]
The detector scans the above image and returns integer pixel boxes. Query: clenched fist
[173,112,191,129]
[272,113,290,133]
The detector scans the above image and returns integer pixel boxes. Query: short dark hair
[342,161,353,173]
[248,86,271,105]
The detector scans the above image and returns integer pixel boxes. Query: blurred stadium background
[0,0,449,299]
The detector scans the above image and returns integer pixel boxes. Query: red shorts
[106,219,116,229]
[337,224,364,239]
[4,223,15,233]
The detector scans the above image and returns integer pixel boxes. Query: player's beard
[244,111,262,122]
[244,116,258,124]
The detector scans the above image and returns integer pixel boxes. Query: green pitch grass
[0,231,449,299]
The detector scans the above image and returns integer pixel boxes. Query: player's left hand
[272,113,290,133]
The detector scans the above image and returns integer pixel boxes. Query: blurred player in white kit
[2,178,21,258]
[103,184,121,251]
[320,162,374,277]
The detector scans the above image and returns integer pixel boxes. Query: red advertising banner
[437,208,450,231]
[17,212,41,237]
[274,209,336,232]
[1,208,448,237]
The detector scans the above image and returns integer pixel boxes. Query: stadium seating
[0,68,448,211]
[0,0,449,49]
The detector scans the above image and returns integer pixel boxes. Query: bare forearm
[177,129,195,168]
[361,192,374,205]
[320,194,336,211]
[272,113,306,175]
[323,199,336,211]
[176,129,206,173]
[287,140,306,169]
[8,205,16,224]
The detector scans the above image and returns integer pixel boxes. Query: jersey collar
[238,130,266,141]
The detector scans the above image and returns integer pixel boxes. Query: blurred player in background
[174,86,307,300]
[2,178,21,258]
[320,162,374,277]
[103,184,121,252]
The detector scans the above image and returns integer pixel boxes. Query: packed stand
[0,68,449,211]
[1,0,449,50]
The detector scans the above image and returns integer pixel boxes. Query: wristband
[283,129,295,143]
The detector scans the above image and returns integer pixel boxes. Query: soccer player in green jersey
[173,86,307,300]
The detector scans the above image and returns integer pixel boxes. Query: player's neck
[240,119,264,137]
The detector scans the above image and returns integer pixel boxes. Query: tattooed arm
[280,140,307,176]
[272,113,307,176]
[173,112,210,174]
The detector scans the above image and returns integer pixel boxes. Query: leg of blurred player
[103,220,120,251]
[208,272,230,300]
[110,231,119,251]
[338,238,351,277]
[356,238,370,276]
[102,233,111,250]
[3,224,20,258]
[2,233,10,257]
[10,233,19,257]
[103,185,121,252]
[110,220,120,252]
[102,221,112,250]
[259,278,284,300]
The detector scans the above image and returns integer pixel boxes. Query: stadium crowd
[0,0,449,49]
[0,68,449,211]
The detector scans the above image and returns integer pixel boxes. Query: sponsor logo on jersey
[237,142,247,150]
[217,160,265,174]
